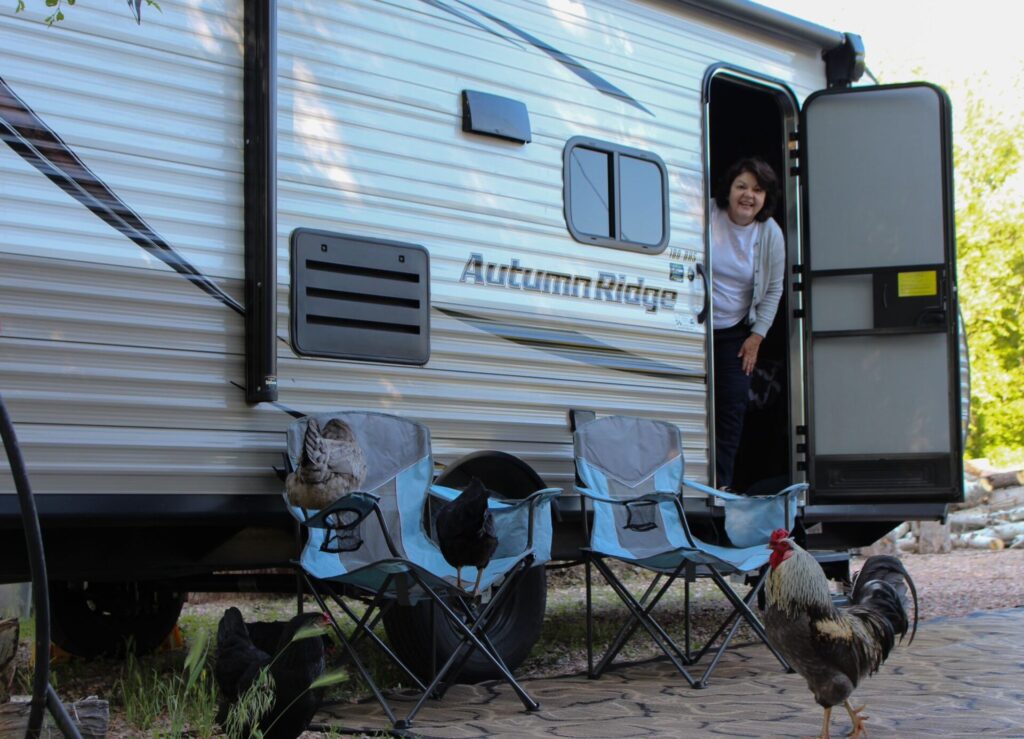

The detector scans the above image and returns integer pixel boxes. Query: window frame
[562,136,670,254]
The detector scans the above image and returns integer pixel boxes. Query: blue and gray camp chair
[573,413,806,688]
[285,411,559,729]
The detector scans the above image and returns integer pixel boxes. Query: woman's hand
[737,333,763,376]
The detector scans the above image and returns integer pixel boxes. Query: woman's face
[726,170,766,226]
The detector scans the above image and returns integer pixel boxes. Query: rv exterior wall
[0,2,825,505]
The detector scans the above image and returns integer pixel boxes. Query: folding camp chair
[573,413,806,688]
[284,411,559,729]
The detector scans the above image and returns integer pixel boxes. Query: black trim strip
[0,75,243,316]
[243,0,279,402]
[423,0,652,115]
[419,0,525,49]
[438,306,704,382]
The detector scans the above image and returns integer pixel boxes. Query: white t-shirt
[711,203,757,329]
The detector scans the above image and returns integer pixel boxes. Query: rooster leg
[816,706,832,739]
[455,567,463,590]
[470,569,484,598]
[843,700,869,738]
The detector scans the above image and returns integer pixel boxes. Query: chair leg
[690,568,791,687]
[399,564,540,727]
[585,556,594,678]
[589,558,698,686]
[325,588,428,693]
[437,575,524,694]
[301,572,399,726]
[595,565,691,675]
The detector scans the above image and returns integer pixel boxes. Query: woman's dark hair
[714,157,779,222]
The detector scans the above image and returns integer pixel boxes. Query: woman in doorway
[711,157,785,490]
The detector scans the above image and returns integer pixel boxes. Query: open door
[801,83,962,505]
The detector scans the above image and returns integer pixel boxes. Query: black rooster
[435,477,499,595]
[214,607,327,739]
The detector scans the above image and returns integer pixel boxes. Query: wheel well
[435,450,546,499]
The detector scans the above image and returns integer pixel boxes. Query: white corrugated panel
[0,0,826,500]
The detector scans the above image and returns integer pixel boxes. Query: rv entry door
[800,83,962,505]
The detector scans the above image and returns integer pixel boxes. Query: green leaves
[17,0,159,23]
[953,77,1024,463]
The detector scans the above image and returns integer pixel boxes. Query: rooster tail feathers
[851,554,919,644]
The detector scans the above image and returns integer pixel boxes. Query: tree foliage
[954,80,1024,464]
[15,0,159,26]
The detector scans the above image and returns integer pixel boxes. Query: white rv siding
[0,0,826,499]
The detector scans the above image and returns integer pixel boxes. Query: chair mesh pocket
[623,500,658,532]
[321,509,364,553]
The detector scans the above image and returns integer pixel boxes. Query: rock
[0,618,16,703]
[859,524,906,556]
[0,696,108,737]
[1010,535,1024,549]
[914,520,952,554]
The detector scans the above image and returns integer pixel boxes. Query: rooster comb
[770,528,790,543]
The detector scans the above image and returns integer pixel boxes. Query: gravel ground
[871,548,1024,621]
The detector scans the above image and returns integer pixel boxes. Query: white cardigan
[711,202,786,338]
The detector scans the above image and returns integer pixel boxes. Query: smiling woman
[709,156,786,490]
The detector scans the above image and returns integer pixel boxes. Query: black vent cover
[290,229,430,364]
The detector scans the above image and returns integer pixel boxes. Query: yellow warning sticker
[897,270,937,298]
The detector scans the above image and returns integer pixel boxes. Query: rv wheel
[382,451,550,682]
[382,565,547,683]
[48,580,185,658]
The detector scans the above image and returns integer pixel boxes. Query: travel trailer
[0,0,964,672]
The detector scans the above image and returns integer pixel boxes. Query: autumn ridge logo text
[459,253,678,314]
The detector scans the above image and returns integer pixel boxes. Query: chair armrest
[506,488,561,551]
[428,483,518,509]
[681,478,720,498]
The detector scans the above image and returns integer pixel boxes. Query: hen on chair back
[286,417,367,510]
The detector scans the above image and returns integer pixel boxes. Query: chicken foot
[843,700,869,738]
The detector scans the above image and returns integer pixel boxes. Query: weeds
[117,631,219,737]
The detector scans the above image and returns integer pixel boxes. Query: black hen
[214,607,327,739]
[435,477,498,595]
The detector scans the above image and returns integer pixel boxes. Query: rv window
[563,137,668,253]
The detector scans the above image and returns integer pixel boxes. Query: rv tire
[381,565,547,682]
[49,580,185,658]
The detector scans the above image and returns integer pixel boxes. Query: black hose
[0,393,81,739]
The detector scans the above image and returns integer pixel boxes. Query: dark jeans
[713,323,752,489]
